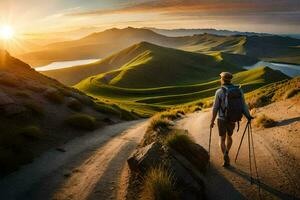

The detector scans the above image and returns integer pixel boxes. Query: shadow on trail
[206,165,246,200]
[227,166,300,200]
[277,116,300,127]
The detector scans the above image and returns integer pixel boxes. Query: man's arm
[210,90,220,128]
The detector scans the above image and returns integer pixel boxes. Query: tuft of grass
[148,116,171,133]
[164,131,194,149]
[17,126,44,140]
[142,165,178,200]
[164,131,208,172]
[66,99,83,111]
[44,89,64,104]
[15,91,30,98]
[285,88,300,99]
[65,113,97,131]
[255,114,277,128]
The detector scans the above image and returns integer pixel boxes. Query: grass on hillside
[76,66,290,115]
[65,113,97,130]
[142,165,178,200]
[17,126,44,140]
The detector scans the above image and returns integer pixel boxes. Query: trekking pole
[249,122,262,199]
[247,122,253,184]
[234,121,249,163]
[208,127,212,166]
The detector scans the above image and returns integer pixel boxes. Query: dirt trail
[176,111,300,200]
[0,120,147,200]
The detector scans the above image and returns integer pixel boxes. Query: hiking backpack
[221,85,243,123]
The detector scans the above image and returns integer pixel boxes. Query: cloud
[65,0,300,17]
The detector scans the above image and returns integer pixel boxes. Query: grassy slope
[76,53,290,116]
[0,50,135,175]
[42,41,250,86]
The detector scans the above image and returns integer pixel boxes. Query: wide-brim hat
[220,72,233,81]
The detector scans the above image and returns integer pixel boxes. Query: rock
[127,142,163,172]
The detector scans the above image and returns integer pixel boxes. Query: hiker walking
[210,72,253,167]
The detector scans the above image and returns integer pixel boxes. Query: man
[210,72,252,167]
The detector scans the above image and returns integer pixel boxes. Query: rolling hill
[17,27,300,67]
[75,49,290,116]
[0,50,136,175]
[42,42,252,86]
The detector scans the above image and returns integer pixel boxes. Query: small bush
[165,131,194,149]
[285,88,300,99]
[65,113,96,131]
[160,111,179,121]
[24,101,44,116]
[255,114,277,128]
[17,126,44,140]
[44,89,64,104]
[142,165,178,200]
[148,116,171,133]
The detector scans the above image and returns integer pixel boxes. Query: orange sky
[0,0,299,44]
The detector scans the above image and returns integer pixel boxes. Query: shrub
[285,88,300,99]
[160,111,179,121]
[66,99,83,111]
[24,101,45,116]
[65,113,96,131]
[15,91,30,98]
[17,126,44,139]
[44,89,64,104]
[255,114,277,128]
[148,116,171,133]
[142,165,178,200]
[165,131,194,149]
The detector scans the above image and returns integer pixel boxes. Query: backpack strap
[220,86,228,115]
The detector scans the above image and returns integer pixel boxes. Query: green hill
[17,27,300,67]
[74,42,243,88]
[42,42,255,86]
[76,51,289,115]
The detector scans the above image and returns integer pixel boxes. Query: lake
[244,61,300,77]
[35,59,101,71]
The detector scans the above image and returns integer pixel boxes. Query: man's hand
[247,116,254,121]
[210,121,215,129]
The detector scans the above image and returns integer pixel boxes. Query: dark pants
[217,119,235,137]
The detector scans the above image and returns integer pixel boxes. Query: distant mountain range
[17,27,300,67]
[144,27,273,37]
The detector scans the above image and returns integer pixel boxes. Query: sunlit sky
[1,0,300,40]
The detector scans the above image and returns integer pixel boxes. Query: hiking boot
[223,152,230,167]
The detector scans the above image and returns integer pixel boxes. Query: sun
[0,25,14,40]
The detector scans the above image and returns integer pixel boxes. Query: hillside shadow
[227,166,299,200]
[276,116,300,127]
